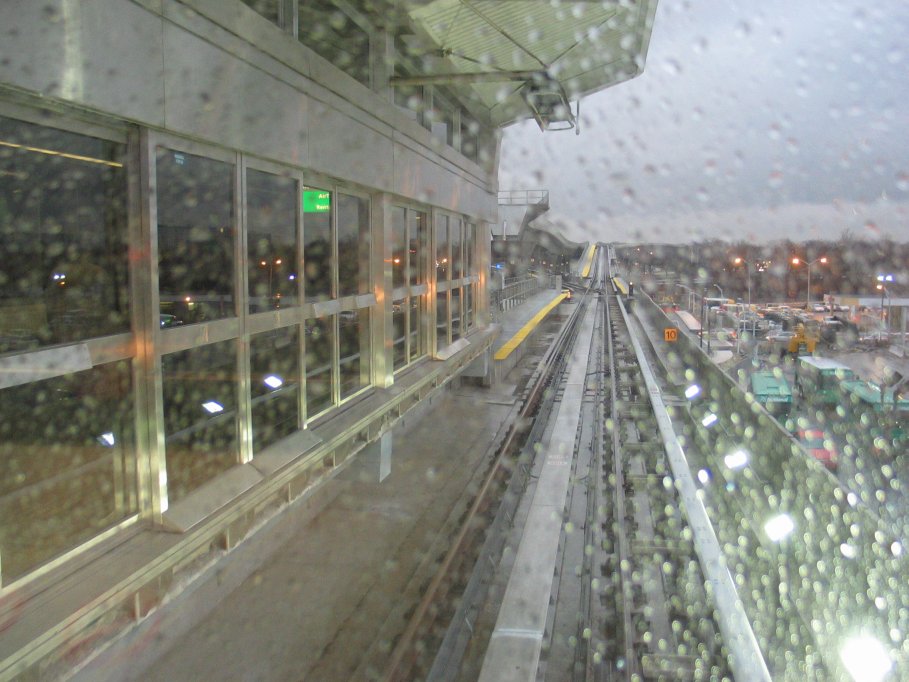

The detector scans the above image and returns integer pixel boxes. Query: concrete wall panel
[0,0,166,126]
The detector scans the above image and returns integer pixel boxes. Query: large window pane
[303,186,332,302]
[391,206,406,290]
[162,340,239,503]
[247,170,298,312]
[298,1,370,87]
[451,219,463,280]
[339,309,370,399]
[436,215,449,283]
[392,303,406,371]
[305,316,334,417]
[465,283,474,332]
[0,361,135,583]
[157,148,235,325]
[0,117,128,352]
[337,193,370,297]
[436,291,449,349]
[409,296,422,362]
[451,287,462,341]
[240,0,280,25]
[409,211,426,286]
[250,326,300,453]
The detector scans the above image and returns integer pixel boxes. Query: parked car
[797,428,838,470]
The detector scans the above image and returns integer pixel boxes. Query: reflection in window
[250,327,300,453]
[392,303,406,371]
[465,284,474,332]
[436,215,449,282]
[409,297,422,362]
[337,193,370,297]
[303,186,332,302]
[240,0,280,25]
[0,361,135,583]
[0,117,128,352]
[410,211,426,286]
[298,2,370,87]
[436,290,449,349]
[391,206,406,290]
[157,148,235,325]
[451,287,461,341]
[339,309,370,399]
[305,316,334,417]
[248,170,298,312]
[162,340,239,503]
[451,219,463,280]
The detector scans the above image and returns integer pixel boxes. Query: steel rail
[381,285,593,682]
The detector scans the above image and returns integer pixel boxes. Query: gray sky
[499,0,909,244]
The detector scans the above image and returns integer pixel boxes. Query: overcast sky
[498,0,909,245]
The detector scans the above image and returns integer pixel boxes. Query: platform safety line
[493,293,569,361]
[580,244,596,278]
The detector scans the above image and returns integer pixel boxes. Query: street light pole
[792,256,827,307]
[877,274,894,334]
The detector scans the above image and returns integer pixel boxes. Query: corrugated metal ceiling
[399,0,659,128]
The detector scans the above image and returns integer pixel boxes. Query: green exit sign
[303,190,330,213]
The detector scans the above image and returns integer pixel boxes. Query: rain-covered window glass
[305,315,334,417]
[337,193,369,298]
[450,287,461,341]
[156,148,234,325]
[162,340,238,503]
[339,309,369,400]
[460,115,478,162]
[392,73,423,123]
[436,214,449,283]
[0,117,128,351]
[391,206,406,291]
[450,218,463,280]
[408,296,421,362]
[250,326,300,453]
[240,0,280,26]
[0,360,134,583]
[436,291,449,350]
[392,302,406,371]
[409,210,426,286]
[303,186,332,303]
[247,170,298,312]
[464,283,473,332]
[465,222,475,278]
[298,2,370,87]
[429,95,455,147]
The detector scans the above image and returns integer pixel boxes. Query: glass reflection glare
[840,635,892,682]
[685,384,701,399]
[764,514,795,542]
[724,449,749,469]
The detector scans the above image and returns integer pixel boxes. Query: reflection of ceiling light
[840,634,892,682]
[701,412,718,427]
[202,401,224,414]
[891,541,903,556]
[724,449,748,469]
[97,432,116,447]
[697,468,711,484]
[263,375,283,389]
[765,513,795,542]
[840,543,857,558]
[685,384,701,399]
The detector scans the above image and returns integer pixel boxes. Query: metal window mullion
[296,176,306,427]
[137,130,168,519]
[237,155,254,464]
[331,189,340,406]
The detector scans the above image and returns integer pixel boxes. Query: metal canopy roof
[395,0,659,129]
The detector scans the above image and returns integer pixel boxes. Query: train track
[380,246,733,681]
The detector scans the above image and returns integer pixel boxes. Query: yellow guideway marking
[494,292,569,361]
[580,245,596,277]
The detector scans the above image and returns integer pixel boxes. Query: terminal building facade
[0,1,656,675]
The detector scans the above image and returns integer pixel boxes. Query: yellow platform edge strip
[494,292,570,361]
[612,277,628,295]
[580,245,596,278]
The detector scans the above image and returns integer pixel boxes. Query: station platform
[73,292,570,682]
[491,288,572,382]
